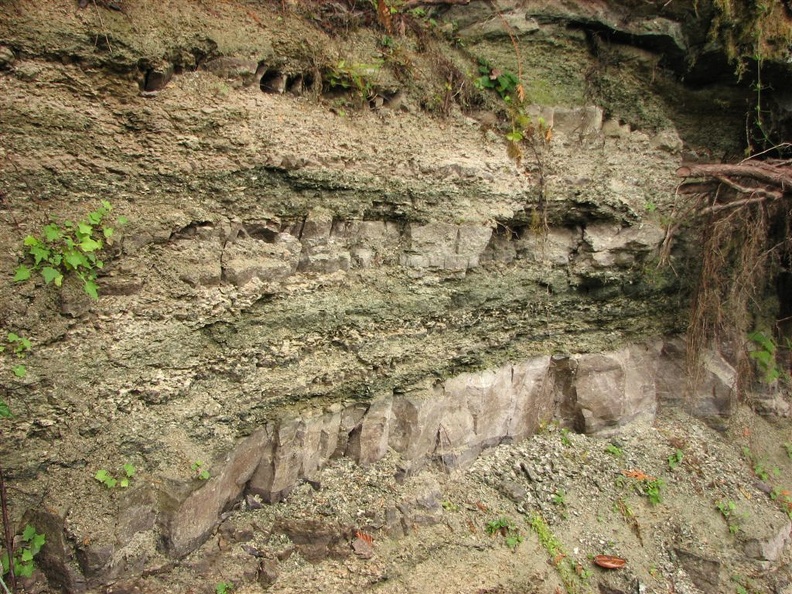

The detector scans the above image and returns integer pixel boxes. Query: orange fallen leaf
[355,530,374,545]
[622,469,655,482]
[594,555,627,569]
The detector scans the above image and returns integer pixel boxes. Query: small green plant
[747,330,785,384]
[559,428,572,447]
[324,60,381,101]
[215,580,234,594]
[474,58,520,102]
[742,446,778,480]
[716,499,743,534]
[605,443,623,458]
[551,489,567,507]
[667,449,684,470]
[0,332,32,416]
[14,200,127,300]
[1,524,45,579]
[643,478,665,505]
[485,517,523,551]
[441,500,459,512]
[95,463,136,489]
[770,487,792,519]
[191,461,210,481]
[529,513,587,593]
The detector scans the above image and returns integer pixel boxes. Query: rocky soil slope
[0,1,790,592]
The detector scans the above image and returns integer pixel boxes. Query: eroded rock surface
[0,0,788,591]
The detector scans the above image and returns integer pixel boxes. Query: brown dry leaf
[593,554,627,569]
[516,83,525,103]
[622,469,655,482]
[507,140,523,164]
[377,0,393,34]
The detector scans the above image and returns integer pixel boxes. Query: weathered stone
[272,518,349,563]
[743,518,792,561]
[167,427,270,557]
[22,507,87,593]
[673,548,721,591]
[348,220,402,267]
[345,397,393,464]
[582,223,665,268]
[552,106,603,139]
[142,63,174,92]
[574,341,660,435]
[517,227,579,266]
[688,350,737,429]
[402,222,491,272]
[388,394,445,461]
[297,209,352,273]
[499,479,527,502]
[221,232,301,286]
[258,558,279,588]
[169,235,223,287]
[0,45,15,69]
[203,57,259,86]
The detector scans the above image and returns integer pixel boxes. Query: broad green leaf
[88,211,102,225]
[31,533,45,552]
[95,469,110,481]
[43,223,61,242]
[30,245,50,265]
[41,267,61,285]
[120,478,130,488]
[12,364,27,378]
[80,238,102,252]
[103,227,114,240]
[101,199,112,211]
[19,337,31,351]
[84,280,99,300]
[21,550,33,563]
[65,251,87,269]
[7,332,19,342]
[77,222,93,237]
[22,525,36,541]
[14,265,31,282]
[0,400,11,418]
[123,463,136,477]
[16,562,33,578]
[506,131,523,142]
[117,216,128,225]
[23,235,40,247]
[1,551,8,572]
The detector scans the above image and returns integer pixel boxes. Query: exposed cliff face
[0,1,790,591]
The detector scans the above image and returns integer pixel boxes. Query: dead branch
[402,0,470,7]
[711,176,783,201]
[702,195,773,214]
[677,163,792,192]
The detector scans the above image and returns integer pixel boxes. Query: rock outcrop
[0,0,785,590]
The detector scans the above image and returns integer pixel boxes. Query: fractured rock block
[402,222,492,272]
[574,341,660,435]
[222,232,301,286]
[167,426,270,557]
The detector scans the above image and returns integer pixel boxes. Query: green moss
[710,0,792,74]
